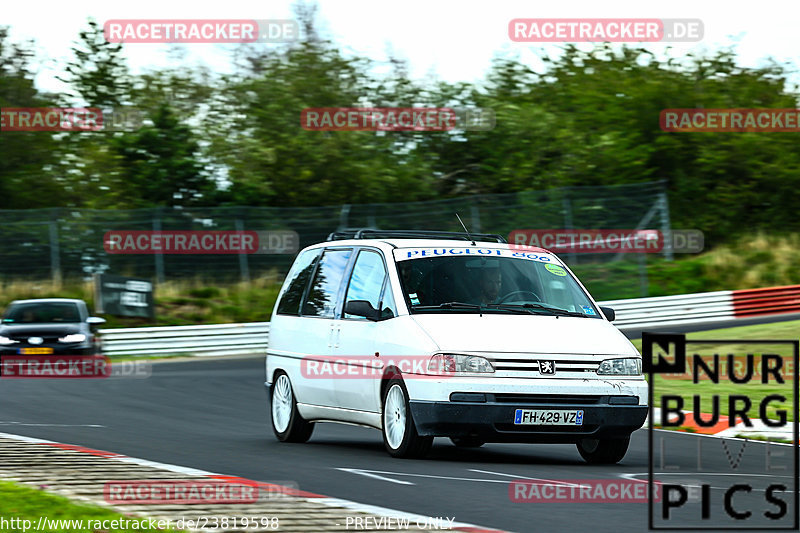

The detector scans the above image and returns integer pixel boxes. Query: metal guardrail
[600,291,734,328]
[99,322,270,357]
[98,285,800,357]
[732,285,800,317]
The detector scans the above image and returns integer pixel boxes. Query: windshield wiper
[414,301,480,310]
[486,303,587,317]
[412,301,516,315]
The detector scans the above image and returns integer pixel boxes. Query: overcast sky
[4,0,799,94]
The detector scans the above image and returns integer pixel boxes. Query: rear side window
[302,249,352,318]
[344,250,387,319]
[276,249,320,315]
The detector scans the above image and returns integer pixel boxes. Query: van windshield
[395,248,600,317]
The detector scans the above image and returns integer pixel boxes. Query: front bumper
[409,395,647,443]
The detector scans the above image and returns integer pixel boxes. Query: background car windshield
[2,303,81,324]
[398,256,599,316]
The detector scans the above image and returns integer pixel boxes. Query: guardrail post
[235,219,250,283]
[659,191,674,261]
[470,204,481,233]
[562,193,576,265]
[49,209,62,285]
[153,209,165,284]
[638,253,649,297]
[338,204,351,230]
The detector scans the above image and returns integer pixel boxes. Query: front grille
[9,336,61,344]
[490,393,605,405]
[490,358,599,373]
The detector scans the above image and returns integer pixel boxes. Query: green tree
[0,27,63,208]
[205,4,435,207]
[112,104,214,207]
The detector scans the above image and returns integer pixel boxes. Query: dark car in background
[0,299,105,356]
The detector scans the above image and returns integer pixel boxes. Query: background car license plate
[19,347,54,355]
[514,409,583,425]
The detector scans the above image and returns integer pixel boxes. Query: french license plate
[514,409,584,425]
[18,347,53,355]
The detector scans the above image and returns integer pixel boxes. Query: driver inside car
[478,268,502,306]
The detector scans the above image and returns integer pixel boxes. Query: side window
[276,249,320,315]
[379,281,398,319]
[302,249,352,318]
[344,250,387,319]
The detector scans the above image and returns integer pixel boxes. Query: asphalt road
[1,356,796,532]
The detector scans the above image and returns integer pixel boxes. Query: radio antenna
[455,213,476,246]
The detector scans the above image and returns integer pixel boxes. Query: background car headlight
[428,354,494,374]
[58,334,86,343]
[0,335,18,345]
[597,357,642,375]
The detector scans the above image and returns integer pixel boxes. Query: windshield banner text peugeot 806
[266,236,647,463]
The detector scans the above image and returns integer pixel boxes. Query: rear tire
[450,437,485,448]
[576,436,630,464]
[381,378,433,458]
[271,372,314,443]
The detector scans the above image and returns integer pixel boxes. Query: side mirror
[87,317,106,326]
[345,300,380,321]
[599,306,615,322]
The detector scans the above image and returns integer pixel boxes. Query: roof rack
[326,228,507,243]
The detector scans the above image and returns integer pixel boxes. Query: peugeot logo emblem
[539,360,556,375]
[28,337,44,345]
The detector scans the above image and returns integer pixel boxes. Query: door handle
[333,326,341,348]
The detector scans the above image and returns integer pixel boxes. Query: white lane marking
[337,467,415,485]
[0,421,105,428]
[619,472,795,493]
[469,469,584,487]
[0,431,508,532]
[0,431,54,444]
[621,472,794,479]
[113,455,217,476]
[339,467,526,485]
[653,428,795,447]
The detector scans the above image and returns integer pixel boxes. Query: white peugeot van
[266,230,647,463]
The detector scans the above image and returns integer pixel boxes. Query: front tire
[576,436,630,464]
[382,379,432,458]
[271,372,314,443]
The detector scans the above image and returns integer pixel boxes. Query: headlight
[428,354,494,374]
[597,357,642,376]
[0,336,17,345]
[58,334,87,343]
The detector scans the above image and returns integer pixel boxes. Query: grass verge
[0,479,174,532]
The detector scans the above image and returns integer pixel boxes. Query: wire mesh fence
[0,180,670,296]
